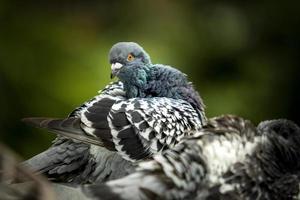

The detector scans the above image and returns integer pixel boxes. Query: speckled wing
[107,97,204,161]
[24,95,204,162]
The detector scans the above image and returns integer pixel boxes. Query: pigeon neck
[122,64,152,98]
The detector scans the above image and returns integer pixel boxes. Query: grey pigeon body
[23,42,206,183]
[83,115,300,200]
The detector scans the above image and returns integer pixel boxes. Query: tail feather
[22,117,104,146]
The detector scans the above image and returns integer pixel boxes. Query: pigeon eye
[127,54,135,62]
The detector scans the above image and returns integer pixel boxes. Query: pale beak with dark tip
[110,62,123,79]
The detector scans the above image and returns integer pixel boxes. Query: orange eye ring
[127,54,135,61]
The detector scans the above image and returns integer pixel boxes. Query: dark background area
[0,0,299,158]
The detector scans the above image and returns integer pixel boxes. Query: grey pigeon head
[109,42,151,78]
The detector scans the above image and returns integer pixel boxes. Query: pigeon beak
[110,62,123,79]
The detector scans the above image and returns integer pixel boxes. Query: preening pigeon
[22,42,206,183]
[83,115,300,200]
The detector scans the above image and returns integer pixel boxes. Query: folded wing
[24,96,204,162]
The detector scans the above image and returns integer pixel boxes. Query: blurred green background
[0,0,299,158]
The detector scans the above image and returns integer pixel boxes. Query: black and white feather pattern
[23,81,205,162]
[107,97,202,161]
[83,115,300,200]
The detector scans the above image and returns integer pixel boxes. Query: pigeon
[201,118,300,200]
[83,115,300,200]
[22,42,206,184]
